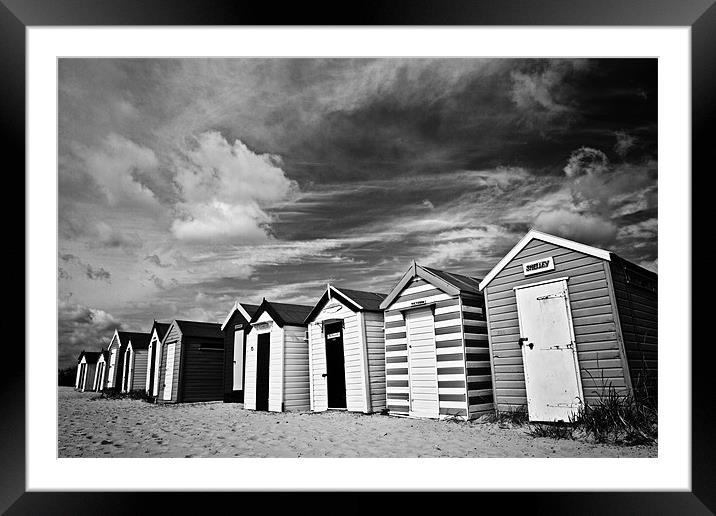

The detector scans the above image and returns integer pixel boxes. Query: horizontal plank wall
[181,336,224,402]
[461,294,494,418]
[130,350,148,391]
[268,324,285,412]
[158,325,182,403]
[609,256,658,400]
[282,325,310,411]
[484,238,630,412]
[364,310,387,412]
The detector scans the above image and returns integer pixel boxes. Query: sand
[58,387,656,458]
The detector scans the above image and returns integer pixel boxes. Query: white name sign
[522,256,555,276]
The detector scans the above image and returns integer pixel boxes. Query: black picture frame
[4,0,709,513]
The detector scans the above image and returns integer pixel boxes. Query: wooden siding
[484,238,630,413]
[384,276,491,420]
[609,256,658,400]
[268,324,285,412]
[363,310,387,412]
[181,335,224,402]
[128,349,148,391]
[79,362,97,391]
[157,324,182,403]
[282,325,310,411]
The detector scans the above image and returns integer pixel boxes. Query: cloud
[71,133,163,209]
[59,253,112,282]
[533,209,618,246]
[563,147,609,178]
[171,131,297,243]
[614,130,637,158]
[58,300,122,367]
[421,199,435,210]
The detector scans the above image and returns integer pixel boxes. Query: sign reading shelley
[522,256,555,276]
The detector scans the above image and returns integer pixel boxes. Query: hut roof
[251,300,313,327]
[305,285,386,323]
[220,301,261,330]
[175,320,223,339]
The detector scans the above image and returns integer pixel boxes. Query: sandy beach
[58,387,656,458]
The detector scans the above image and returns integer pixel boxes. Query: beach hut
[146,321,170,396]
[479,229,657,422]
[220,301,260,403]
[379,262,492,421]
[244,300,313,412]
[105,330,150,391]
[75,351,100,392]
[93,350,109,391]
[304,285,387,413]
[120,332,151,393]
[156,320,224,403]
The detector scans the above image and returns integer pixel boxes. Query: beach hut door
[255,333,271,411]
[515,279,583,422]
[405,307,439,418]
[233,329,245,391]
[163,343,176,401]
[324,322,347,409]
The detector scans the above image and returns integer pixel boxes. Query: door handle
[518,338,534,350]
[322,373,327,378]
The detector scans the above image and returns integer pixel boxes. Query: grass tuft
[96,388,155,403]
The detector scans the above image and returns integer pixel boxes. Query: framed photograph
[6,0,710,512]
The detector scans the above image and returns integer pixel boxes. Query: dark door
[255,333,271,411]
[325,322,347,409]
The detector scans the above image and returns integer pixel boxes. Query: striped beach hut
[105,330,149,391]
[379,262,492,420]
[120,332,151,393]
[304,285,387,414]
[244,300,313,412]
[146,321,170,396]
[156,320,224,403]
[220,301,260,403]
[93,350,109,391]
[479,229,657,422]
[75,351,100,392]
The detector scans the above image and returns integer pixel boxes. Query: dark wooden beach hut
[156,320,224,403]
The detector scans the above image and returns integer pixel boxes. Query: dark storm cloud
[59,253,112,283]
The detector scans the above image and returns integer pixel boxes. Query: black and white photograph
[57,57,658,459]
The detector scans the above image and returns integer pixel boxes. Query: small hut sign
[523,256,555,276]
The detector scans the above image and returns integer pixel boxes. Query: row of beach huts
[73,230,658,422]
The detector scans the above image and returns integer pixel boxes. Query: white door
[515,279,583,422]
[163,343,176,401]
[233,329,244,390]
[405,307,439,418]
[108,349,117,388]
[152,344,162,397]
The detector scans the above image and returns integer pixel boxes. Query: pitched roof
[478,229,613,290]
[380,262,482,309]
[78,351,101,364]
[251,299,313,327]
[151,321,171,341]
[220,301,261,330]
[175,320,223,339]
[421,266,482,293]
[305,284,387,323]
[126,332,152,350]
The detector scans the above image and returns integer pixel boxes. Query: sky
[58,58,657,368]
